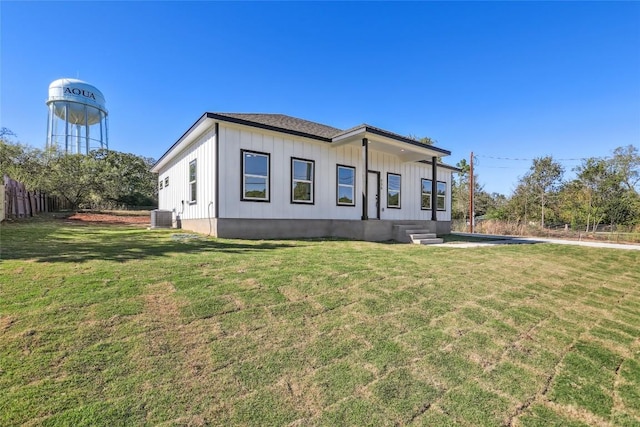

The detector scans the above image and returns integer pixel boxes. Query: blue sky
[1,1,639,195]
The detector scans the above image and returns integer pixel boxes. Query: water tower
[46,78,108,154]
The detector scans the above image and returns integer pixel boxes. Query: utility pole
[469,152,474,233]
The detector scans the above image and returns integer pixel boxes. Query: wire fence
[452,219,640,244]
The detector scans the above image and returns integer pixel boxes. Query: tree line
[0,128,157,210]
[452,145,640,231]
[3,125,638,228]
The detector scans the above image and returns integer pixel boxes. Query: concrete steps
[393,224,443,245]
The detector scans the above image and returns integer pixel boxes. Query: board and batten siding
[156,121,453,222]
[218,124,362,220]
[156,126,217,221]
[217,124,452,221]
[367,150,452,222]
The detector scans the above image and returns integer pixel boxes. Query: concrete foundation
[178,218,452,241]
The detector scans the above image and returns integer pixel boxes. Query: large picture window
[421,179,432,210]
[291,158,314,204]
[337,165,355,206]
[387,173,401,208]
[437,181,446,210]
[189,160,197,203]
[242,150,270,202]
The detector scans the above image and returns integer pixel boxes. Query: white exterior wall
[218,124,362,220]
[156,122,453,223]
[156,125,217,222]
[368,150,452,221]
[217,124,452,221]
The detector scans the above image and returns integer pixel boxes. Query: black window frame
[387,173,401,209]
[336,164,356,207]
[437,181,447,211]
[188,159,197,204]
[291,157,315,204]
[241,149,271,202]
[421,178,432,210]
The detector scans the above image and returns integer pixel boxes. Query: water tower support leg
[46,105,52,150]
[64,103,70,153]
[85,107,90,154]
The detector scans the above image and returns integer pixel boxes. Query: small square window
[164,177,169,187]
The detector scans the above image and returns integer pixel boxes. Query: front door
[368,171,380,219]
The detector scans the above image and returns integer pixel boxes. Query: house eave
[151,112,334,173]
[151,113,215,173]
[417,159,463,173]
[152,113,455,173]
[331,126,451,162]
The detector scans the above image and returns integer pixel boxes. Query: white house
[151,113,460,241]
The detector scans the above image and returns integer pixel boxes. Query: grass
[1,218,639,426]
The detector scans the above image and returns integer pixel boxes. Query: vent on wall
[150,209,173,228]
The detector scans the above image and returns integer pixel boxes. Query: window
[437,181,446,210]
[189,160,197,203]
[159,179,163,190]
[337,165,355,206]
[291,158,314,203]
[164,177,169,187]
[242,150,270,201]
[421,179,432,210]
[387,173,401,208]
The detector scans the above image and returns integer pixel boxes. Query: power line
[476,155,595,162]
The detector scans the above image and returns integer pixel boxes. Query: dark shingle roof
[152,112,454,171]
[209,113,450,156]
[212,113,343,140]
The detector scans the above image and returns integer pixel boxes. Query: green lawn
[1,219,639,426]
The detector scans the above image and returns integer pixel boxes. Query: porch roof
[330,124,450,162]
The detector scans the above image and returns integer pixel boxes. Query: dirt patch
[65,212,150,226]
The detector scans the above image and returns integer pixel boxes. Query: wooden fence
[1,175,69,221]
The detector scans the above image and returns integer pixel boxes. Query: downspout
[431,157,438,221]
[362,138,368,220]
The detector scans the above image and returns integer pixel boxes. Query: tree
[407,135,436,145]
[521,156,564,227]
[90,149,157,207]
[610,145,640,193]
[44,153,99,209]
[0,127,16,140]
[450,158,505,222]
[451,158,471,221]
[572,157,630,232]
[1,132,157,210]
[0,132,49,190]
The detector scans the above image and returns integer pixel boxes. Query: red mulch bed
[65,212,150,226]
